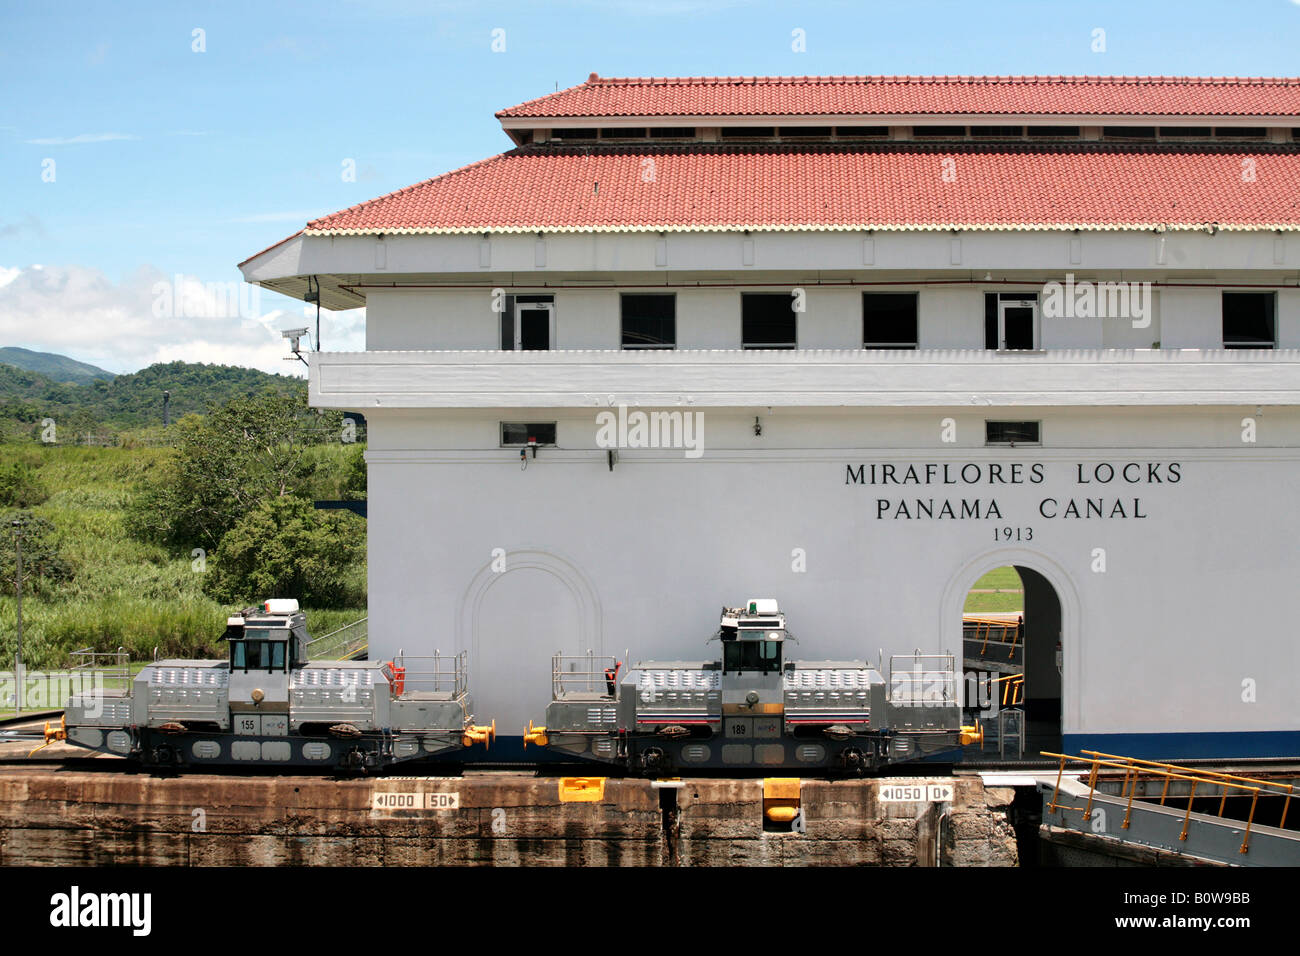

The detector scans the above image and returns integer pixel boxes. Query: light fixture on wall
[753,416,763,437]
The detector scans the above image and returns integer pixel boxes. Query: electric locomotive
[58,599,494,771]
[523,599,979,774]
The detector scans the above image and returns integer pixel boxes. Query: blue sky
[3,0,1300,373]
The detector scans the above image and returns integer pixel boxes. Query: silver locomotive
[57,599,494,771]
[524,599,978,774]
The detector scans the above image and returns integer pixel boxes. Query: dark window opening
[742,293,797,349]
[985,293,1038,350]
[835,126,889,137]
[721,126,777,139]
[550,128,599,140]
[863,292,918,349]
[1159,126,1213,138]
[969,126,1025,138]
[986,421,1042,446]
[1026,126,1080,138]
[1214,127,1267,139]
[1222,292,1276,348]
[723,639,782,674]
[779,126,833,138]
[1103,126,1157,139]
[500,294,553,351]
[599,127,644,139]
[621,293,676,349]
[648,127,694,138]
[912,125,967,138]
[501,422,557,446]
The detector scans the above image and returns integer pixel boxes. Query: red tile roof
[497,74,1300,119]
[301,145,1300,236]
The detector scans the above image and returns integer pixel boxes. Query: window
[779,126,833,138]
[621,293,676,349]
[835,126,889,138]
[1103,126,1157,139]
[1159,127,1212,138]
[648,127,694,139]
[500,294,554,351]
[1222,292,1275,349]
[723,637,782,674]
[863,292,918,349]
[1214,127,1267,139]
[742,293,797,349]
[1026,126,1080,138]
[500,422,557,446]
[986,421,1042,446]
[984,293,1039,350]
[969,126,1024,138]
[550,128,599,140]
[721,126,776,139]
[912,125,967,138]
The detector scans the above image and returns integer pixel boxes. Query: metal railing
[888,652,958,705]
[963,618,1022,659]
[1044,750,1295,854]
[303,617,368,661]
[389,649,467,698]
[551,652,619,699]
[67,647,134,691]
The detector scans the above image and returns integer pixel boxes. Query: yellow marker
[559,777,606,802]
[763,777,801,824]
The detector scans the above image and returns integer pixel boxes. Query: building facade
[241,75,1300,758]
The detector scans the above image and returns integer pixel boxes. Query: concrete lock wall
[362,405,1300,757]
[0,771,1017,867]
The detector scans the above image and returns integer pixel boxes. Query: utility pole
[10,518,23,717]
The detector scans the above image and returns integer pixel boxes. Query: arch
[938,547,1083,732]
[456,548,603,684]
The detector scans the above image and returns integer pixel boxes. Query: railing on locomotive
[550,651,620,699]
[390,649,468,697]
[888,653,959,705]
[67,646,133,692]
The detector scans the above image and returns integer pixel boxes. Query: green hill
[0,360,307,438]
[0,346,114,384]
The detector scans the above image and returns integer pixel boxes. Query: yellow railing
[1043,750,1295,855]
[964,618,1022,659]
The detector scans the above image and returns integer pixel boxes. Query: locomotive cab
[226,599,306,715]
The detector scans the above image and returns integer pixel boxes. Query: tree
[204,496,365,608]
[0,511,73,599]
[0,462,48,508]
[125,390,339,550]
[342,445,367,500]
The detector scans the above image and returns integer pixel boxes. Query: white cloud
[0,264,365,375]
[23,132,139,145]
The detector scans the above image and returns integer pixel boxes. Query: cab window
[723,639,781,673]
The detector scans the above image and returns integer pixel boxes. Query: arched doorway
[457,549,602,752]
[943,551,1077,760]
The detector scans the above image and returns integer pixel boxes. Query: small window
[1222,292,1275,349]
[1159,127,1212,138]
[742,293,797,349]
[779,126,833,138]
[912,125,967,138]
[1103,127,1157,139]
[648,127,694,139]
[721,126,777,139]
[835,126,889,138]
[986,421,1041,446]
[969,126,1024,138]
[863,292,918,349]
[621,294,676,349]
[1026,126,1080,138]
[1214,127,1267,139]
[501,423,557,447]
[550,128,599,140]
[599,127,644,139]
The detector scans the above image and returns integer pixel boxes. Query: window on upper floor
[621,293,676,349]
[1222,292,1276,349]
[863,293,918,349]
[742,293,797,349]
[984,293,1040,350]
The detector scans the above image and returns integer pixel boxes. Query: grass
[963,566,1024,614]
[0,444,365,669]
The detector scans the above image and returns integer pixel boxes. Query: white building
[241,74,1300,759]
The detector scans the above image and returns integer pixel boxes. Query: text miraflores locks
[846,461,1181,521]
